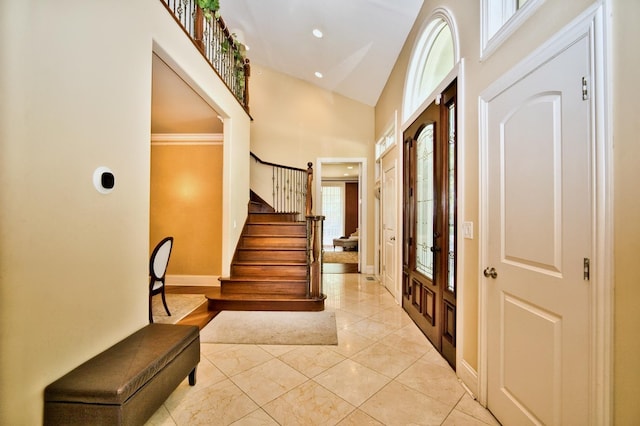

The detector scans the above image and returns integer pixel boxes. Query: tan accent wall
[150,144,222,275]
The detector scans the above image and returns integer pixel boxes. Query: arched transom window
[403,11,457,122]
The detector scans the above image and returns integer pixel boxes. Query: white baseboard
[166,275,220,286]
[363,264,375,274]
[457,358,479,401]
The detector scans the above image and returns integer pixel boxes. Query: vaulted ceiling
[220,0,424,106]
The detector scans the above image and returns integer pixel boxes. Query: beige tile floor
[146,274,500,426]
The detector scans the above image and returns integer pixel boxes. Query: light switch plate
[462,221,473,239]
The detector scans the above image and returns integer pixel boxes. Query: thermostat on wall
[93,166,115,194]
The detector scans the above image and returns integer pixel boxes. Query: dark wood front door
[402,81,457,368]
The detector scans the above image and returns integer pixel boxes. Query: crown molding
[151,133,223,145]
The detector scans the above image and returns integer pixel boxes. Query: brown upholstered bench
[44,323,200,426]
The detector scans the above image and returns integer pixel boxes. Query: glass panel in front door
[447,103,456,293]
[415,124,435,278]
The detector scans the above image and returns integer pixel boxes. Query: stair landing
[206,287,325,311]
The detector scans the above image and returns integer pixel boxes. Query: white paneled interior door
[382,161,397,299]
[484,35,592,425]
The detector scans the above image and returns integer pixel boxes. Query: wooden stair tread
[249,211,299,215]
[232,260,306,265]
[247,221,305,225]
[238,247,306,251]
[243,234,305,238]
[207,289,315,301]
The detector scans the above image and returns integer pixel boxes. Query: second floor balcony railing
[161,0,250,113]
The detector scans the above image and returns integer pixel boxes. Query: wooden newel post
[243,59,251,113]
[308,215,324,298]
[194,6,205,52]
[306,162,313,217]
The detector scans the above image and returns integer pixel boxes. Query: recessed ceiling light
[343,173,349,176]
[315,71,323,79]
[312,28,323,38]
[347,166,353,169]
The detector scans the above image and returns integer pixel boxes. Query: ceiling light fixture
[312,28,323,38]
[315,71,323,79]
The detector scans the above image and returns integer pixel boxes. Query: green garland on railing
[198,0,247,102]
[221,33,247,99]
[197,0,220,20]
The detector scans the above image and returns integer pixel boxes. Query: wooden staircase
[206,202,326,311]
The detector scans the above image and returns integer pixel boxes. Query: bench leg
[188,366,197,386]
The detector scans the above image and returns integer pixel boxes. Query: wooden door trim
[477,5,612,424]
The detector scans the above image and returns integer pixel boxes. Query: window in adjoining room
[321,183,345,245]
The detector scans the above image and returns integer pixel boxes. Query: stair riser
[248,203,274,213]
[245,224,307,236]
[248,213,299,223]
[220,282,308,297]
[231,265,307,278]
[235,250,307,262]
[207,298,324,312]
[241,237,306,248]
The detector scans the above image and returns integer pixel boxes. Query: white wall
[0,1,249,422]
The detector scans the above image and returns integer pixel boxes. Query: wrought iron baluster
[159,0,250,111]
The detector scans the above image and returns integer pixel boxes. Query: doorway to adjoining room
[319,162,361,274]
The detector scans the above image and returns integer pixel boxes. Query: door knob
[390,237,396,241]
[483,267,498,279]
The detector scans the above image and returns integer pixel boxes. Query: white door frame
[478,4,612,424]
[316,157,368,274]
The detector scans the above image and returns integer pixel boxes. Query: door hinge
[582,77,589,101]
[583,258,590,281]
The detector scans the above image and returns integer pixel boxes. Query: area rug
[152,294,206,324]
[323,250,358,264]
[199,310,338,345]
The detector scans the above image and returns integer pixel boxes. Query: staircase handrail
[250,152,313,218]
[250,152,306,173]
[160,0,250,113]
[250,152,323,301]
